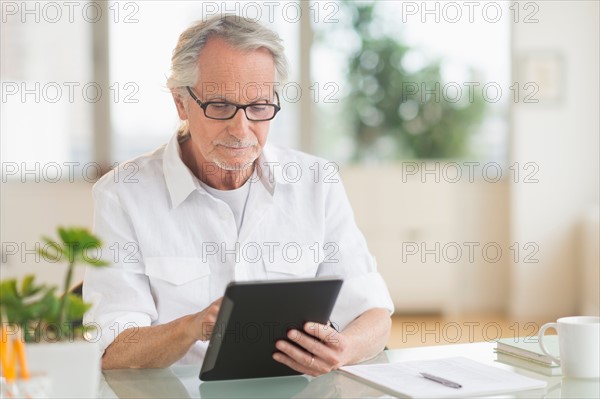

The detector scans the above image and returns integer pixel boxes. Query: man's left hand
[272,322,351,377]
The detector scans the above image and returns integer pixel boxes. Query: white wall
[509,0,600,318]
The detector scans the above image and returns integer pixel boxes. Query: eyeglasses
[186,86,281,121]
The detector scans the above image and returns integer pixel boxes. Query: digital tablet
[199,277,343,381]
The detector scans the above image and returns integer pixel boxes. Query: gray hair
[167,14,289,102]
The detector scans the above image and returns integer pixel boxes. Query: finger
[202,297,223,314]
[272,351,320,377]
[287,329,325,356]
[275,339,330,375]
[303,323,346,368]
[207,298,223,316]
[200,318,216,341]
[303,322,340,347]
[212,297,224,307]
[272,351,307,375]
[275,339,314,367]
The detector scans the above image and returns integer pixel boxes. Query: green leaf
[42,227,109,267]
[35,289,60,323]
[38,238,64,262]
[0,279,19,300]
[57,226,72,245]
[64,293,92,322]
[21,275,34,294]
[0,276,59,329]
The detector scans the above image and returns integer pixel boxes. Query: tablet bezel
[199,277,343,381]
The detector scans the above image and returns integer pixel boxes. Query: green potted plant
[0,226,109,398]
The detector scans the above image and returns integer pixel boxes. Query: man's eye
[249,105,267,112]
[211,103,230,109]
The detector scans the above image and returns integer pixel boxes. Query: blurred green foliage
[320,1,487,161]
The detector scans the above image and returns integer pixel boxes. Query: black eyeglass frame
[186,86,281,121]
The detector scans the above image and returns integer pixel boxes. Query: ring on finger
[309,356,315,367]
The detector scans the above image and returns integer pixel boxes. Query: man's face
[175,37,277,172]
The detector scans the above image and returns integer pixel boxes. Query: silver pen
[420,372,462,389]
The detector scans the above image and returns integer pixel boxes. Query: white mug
[538,316,600,379]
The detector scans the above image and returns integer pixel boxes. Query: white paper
[340,356,547,398]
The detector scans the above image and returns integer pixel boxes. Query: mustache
[214,138,257,148]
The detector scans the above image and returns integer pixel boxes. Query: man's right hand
[103,296,224,369]
[191,296,223,341]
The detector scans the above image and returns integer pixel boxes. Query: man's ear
[172,91,189,120]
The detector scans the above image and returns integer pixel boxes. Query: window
[311,1,510,164]
[109,1,301,163]
[1,3,93,166]
[1,1,511,178]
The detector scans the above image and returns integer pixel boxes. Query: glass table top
[99,342,599,398]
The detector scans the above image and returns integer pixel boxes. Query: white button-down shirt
[83,132,394,365]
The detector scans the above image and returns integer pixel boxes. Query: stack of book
[495,336,562,376]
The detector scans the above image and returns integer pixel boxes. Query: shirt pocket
[145,257,211,314]
[262,246,320,279]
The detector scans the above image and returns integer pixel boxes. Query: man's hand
[272,308,391,377]
[102,296,224,369]
[272,322,350,377]
[190,296,223,341]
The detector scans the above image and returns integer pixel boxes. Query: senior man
[84,14,393,376]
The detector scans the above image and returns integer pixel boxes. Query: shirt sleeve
[316,171,395,331]
[83,182,157,355]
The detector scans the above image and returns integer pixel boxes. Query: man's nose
[227,108,251,138]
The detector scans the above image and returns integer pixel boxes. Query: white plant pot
[25,341,101,398]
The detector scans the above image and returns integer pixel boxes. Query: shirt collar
[163,132,289,209]
[163,132,199,209]
[255,144,291,195]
